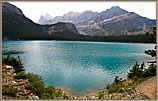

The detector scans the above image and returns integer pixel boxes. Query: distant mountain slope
[2,2,80,40]
[2,2,155,43]
[38,6,155,36]
[78,12,155,36]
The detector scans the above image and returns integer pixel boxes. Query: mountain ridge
[2,2,155,43]
[38,6,128,25]
[38,6,155,36]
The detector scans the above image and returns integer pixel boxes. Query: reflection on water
[2,40,155,95]
[2,51,24,55]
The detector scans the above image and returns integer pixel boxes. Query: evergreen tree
[127,27,156,79]
[127,62,142,79]
[2,54,25,73]
[145,27,156,58]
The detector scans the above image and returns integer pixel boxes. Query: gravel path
[135,76,156,99]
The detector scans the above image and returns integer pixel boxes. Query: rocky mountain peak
[104,6,128,14]
[45,14,53,20]
[110,6,121,10]
[82,10,94,14]
[65,11,79,16]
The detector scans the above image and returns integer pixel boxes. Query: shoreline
[55,86,100,98]
[2,64,156,99]
[2,39,155,44]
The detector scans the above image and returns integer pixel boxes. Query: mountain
[78,12,155,36]
[2,2,155,43]
[38,6,155,36]
[2,2,80,40]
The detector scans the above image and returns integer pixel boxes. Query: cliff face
[48,22,78,35]
[78,12,155,36]
[2,2,79,40]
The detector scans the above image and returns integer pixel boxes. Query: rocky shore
[53,78,156,100]
[2,65,156,100]
[58,80,151,100]
[2,65,39,99]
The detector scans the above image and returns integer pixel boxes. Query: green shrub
[128,62,156,80]
[98,91,104,99]
[44,86,55,94]
[40,86,55,99]
[2,54,25,73]
[63,93,68,99]
[2,85,17,97]
[14,72,27,79]
[26,72,42,82]
[113,76,120,84]
[25,81,57,99]
[107,84,123,93]
[127,62,143,79]
[41,94,55,99]
[55,89,62,97]
[113,76,123,85]
[143,63,156,77]
[25,81,45,97]
[25,73,59,99]
[128,83,132,87]
[118,88,124,93]
[106,84,111,90]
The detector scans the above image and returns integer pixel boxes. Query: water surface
[2,40,155,95]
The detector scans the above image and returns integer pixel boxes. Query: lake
[2,40,155,95]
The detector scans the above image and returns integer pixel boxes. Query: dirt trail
[135,76,156,99]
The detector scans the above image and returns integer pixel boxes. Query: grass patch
[107,84,124,93]
[14,72,27,79]
[137,76,152,83]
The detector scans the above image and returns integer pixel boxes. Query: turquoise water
[2,40,155,94]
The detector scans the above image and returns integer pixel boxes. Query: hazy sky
[9,1,156,23]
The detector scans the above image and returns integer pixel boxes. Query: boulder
[32,95,39,99]
[6,65,13,69]
[11,81,17,85]
[28,96,32,99]
[89,96,96,99]
[26,90,32,94]
[19,81,26,85]
[6,65,15,73]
